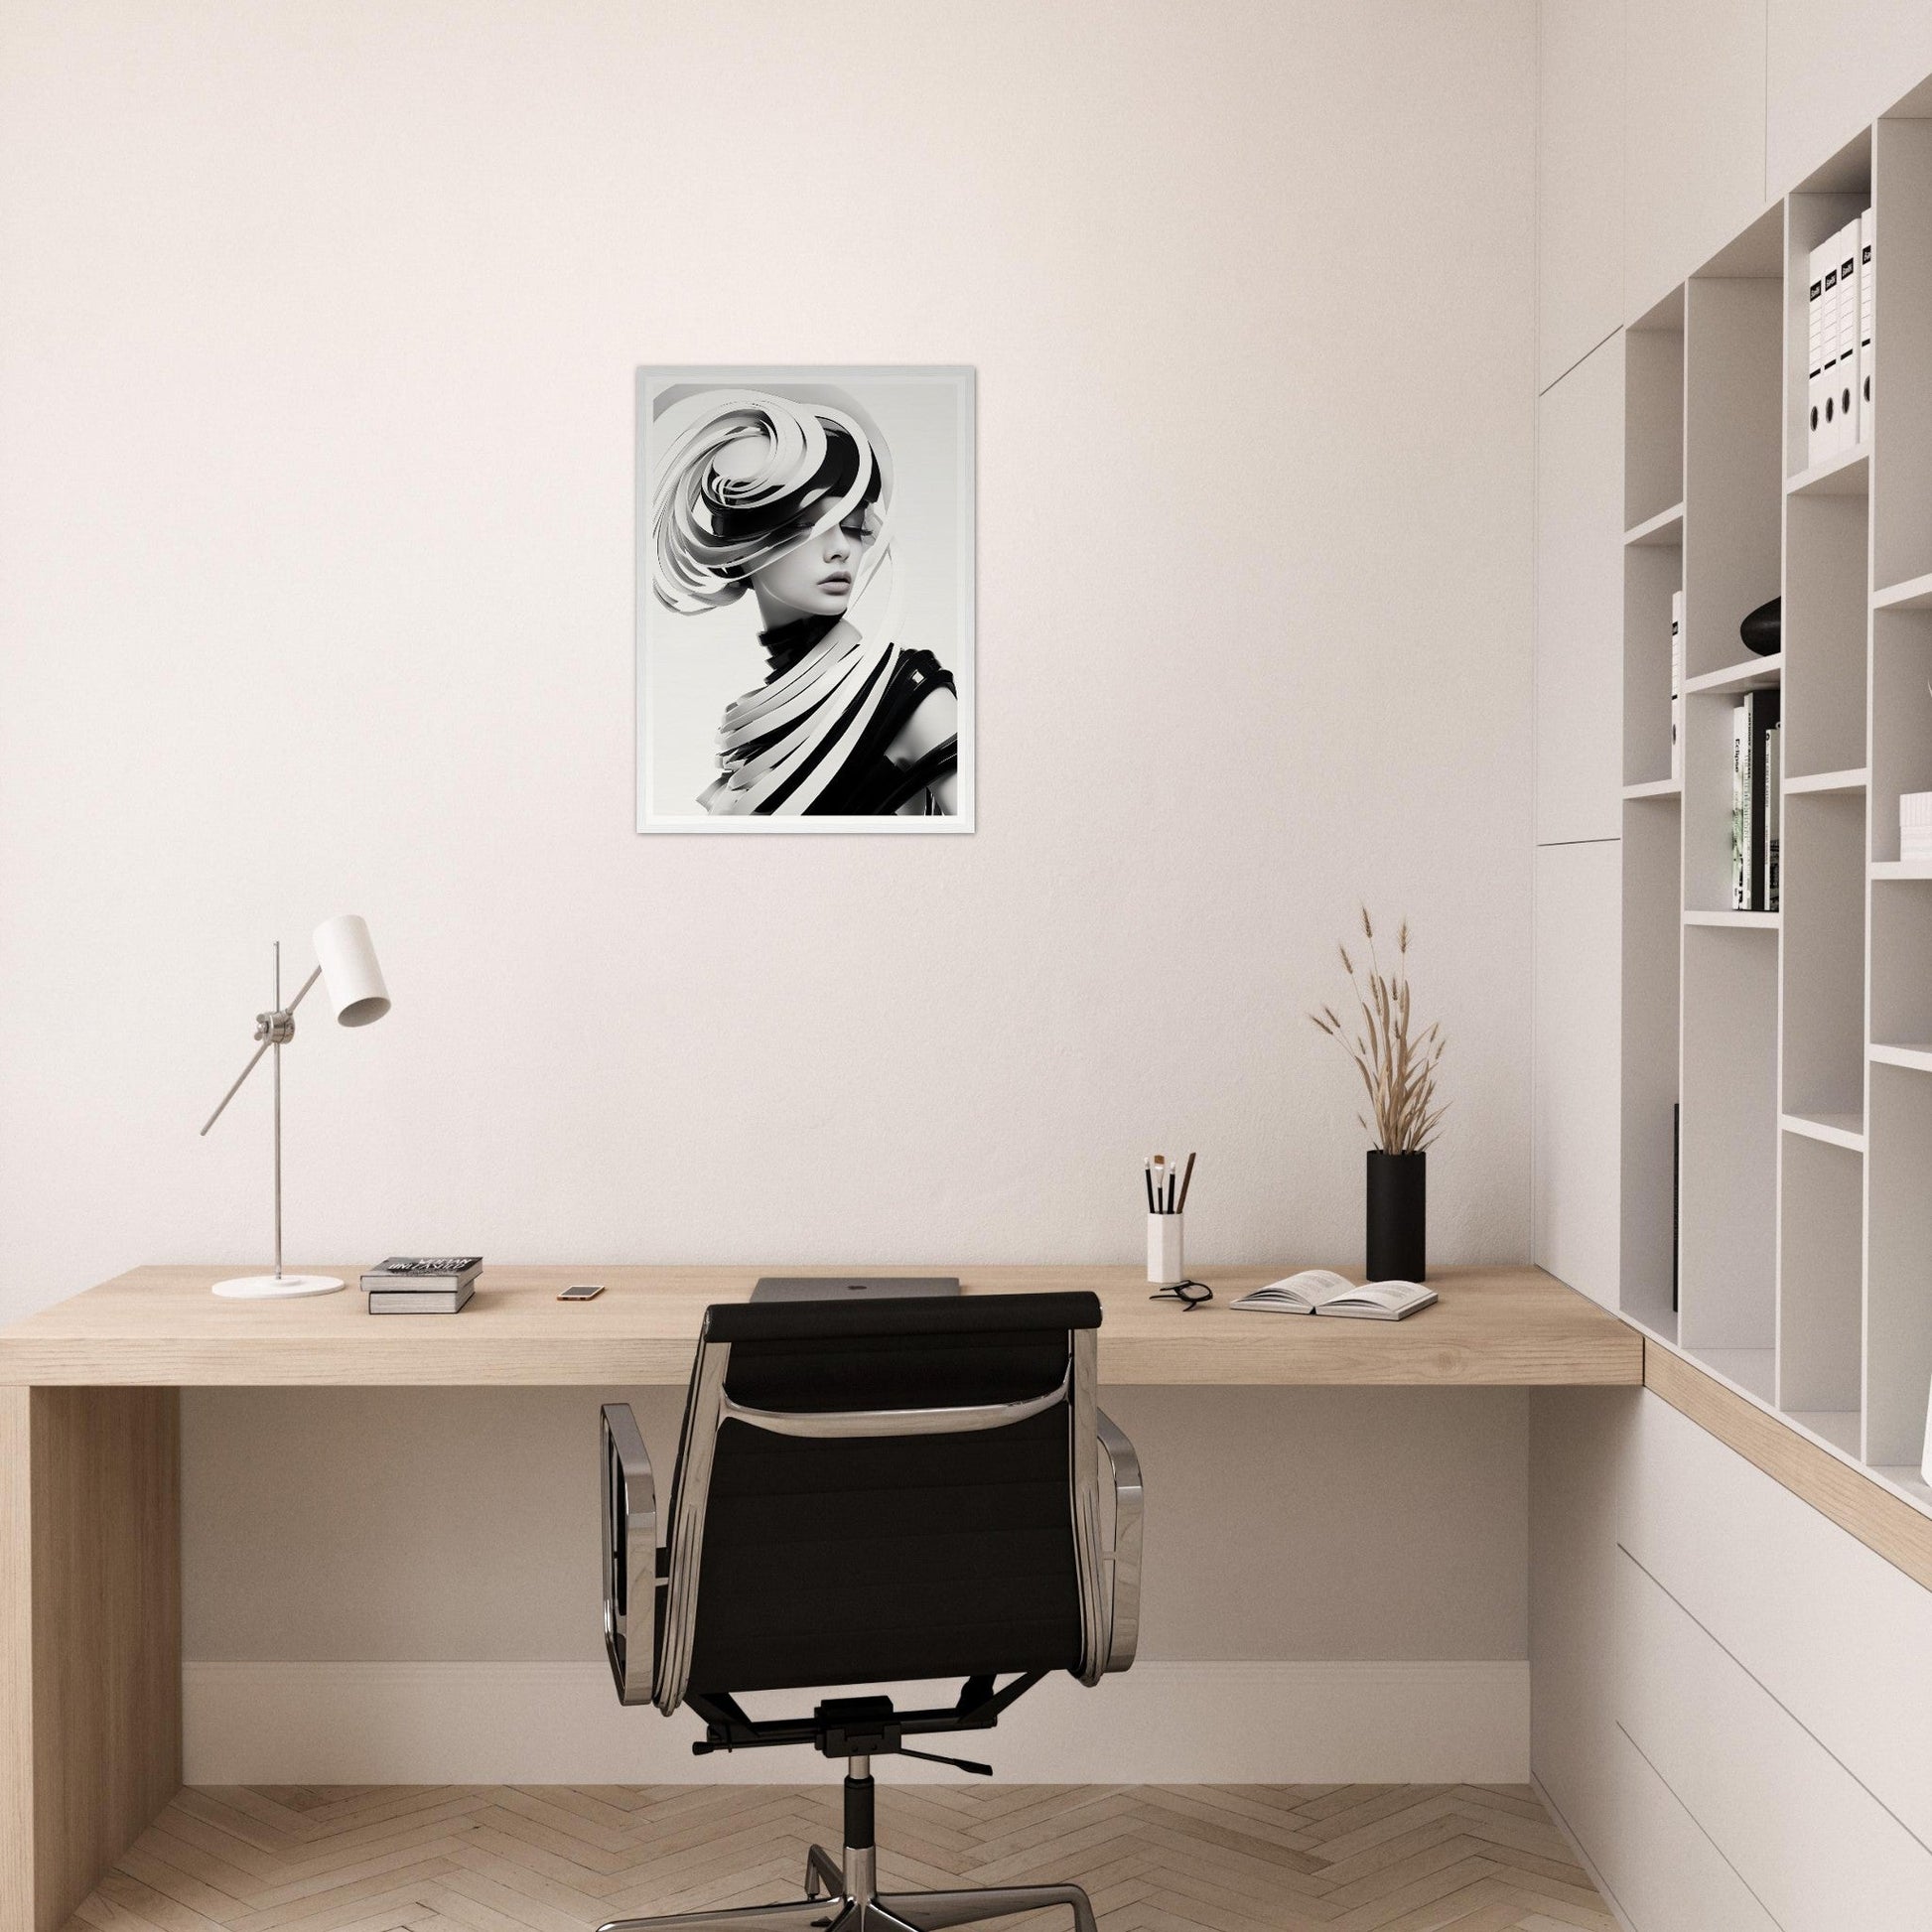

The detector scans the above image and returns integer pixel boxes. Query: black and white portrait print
[635,366,974,833]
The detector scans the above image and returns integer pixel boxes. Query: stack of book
[1729,690,1781,911]
[360,1256,483,1313]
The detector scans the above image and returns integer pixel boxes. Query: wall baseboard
[184,1659,1528,1785]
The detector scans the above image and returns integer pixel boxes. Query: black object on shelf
[1740,595,1781,656]
[1672,1102,1681,1314]
[1366,1149,1426,1283]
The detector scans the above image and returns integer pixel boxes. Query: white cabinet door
[1768,1,1932,196]
[1536,337,1624,844]
[1533,840,1621,1306]
[1625,0,1768,316]
[1538,0,1624,389]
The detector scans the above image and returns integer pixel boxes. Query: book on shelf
[1728,689,1781,911]
[1229,1270,1437,1320]
[1670,590,1683,780]
[1730,703,1749,907]
[1765,721,1781,912]
[368,1281,475,1314]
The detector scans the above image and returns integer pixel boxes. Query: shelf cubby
[1683,242,1782,683]
[1868,608,1932,861]
[1683,678,1778,914]
[1786,151,1870,482]
[1779,790,1866,1120]
[1866,1063,1932,1466]
[1625,288,1684,532]
[1623,538,1682,787]
[1869,874,1932,1048]
[1784,494,1868,776]
[1620,792,1682,1342]
[1776,1132,1863,1431]
[1872,113,1932,592]
[1678,924,1779,1362]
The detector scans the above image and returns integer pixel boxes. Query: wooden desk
[0,1262,1634,1932]
[0,1261,1637,1388]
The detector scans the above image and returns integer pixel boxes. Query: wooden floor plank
[61,1787,1613,1932]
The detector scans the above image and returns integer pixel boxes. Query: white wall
[0,1,1539,1767]
[0,0,1536,1307]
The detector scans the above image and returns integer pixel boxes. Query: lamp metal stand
[202,939,341,1300]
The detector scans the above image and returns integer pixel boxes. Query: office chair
[597,1291,1143,1932]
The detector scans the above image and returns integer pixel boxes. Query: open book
[1230,1270,1438,1320]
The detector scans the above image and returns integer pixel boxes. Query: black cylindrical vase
[1366,1150,1426,1282]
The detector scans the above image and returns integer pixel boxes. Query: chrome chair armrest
[1095,1408,1143,1672]
[601,1403,658,1707]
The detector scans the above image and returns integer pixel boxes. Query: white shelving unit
[1620,108,1932,1518]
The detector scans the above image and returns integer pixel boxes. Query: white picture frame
[635,365,975,834]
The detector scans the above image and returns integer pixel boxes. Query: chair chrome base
[595,1839,1098,1932]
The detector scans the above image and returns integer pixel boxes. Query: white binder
[1820,230,1846,457]
[1859,206,1874,446]
[1835,219,1861,455]
[1807,239,1830,467]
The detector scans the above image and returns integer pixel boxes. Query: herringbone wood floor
[67,1785,1615,1932]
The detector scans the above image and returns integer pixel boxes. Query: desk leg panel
[0,1387,182,1932]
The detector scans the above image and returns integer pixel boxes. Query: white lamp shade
[312,914,390,1027]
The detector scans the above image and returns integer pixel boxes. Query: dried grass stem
[1309,906,1449,1153]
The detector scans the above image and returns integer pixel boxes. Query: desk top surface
[0,1263,1640,1387]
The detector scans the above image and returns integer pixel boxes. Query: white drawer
[1620,1389,1932,1850]
[1599,1724,1778,1932]
[1615,1548,1932,1929]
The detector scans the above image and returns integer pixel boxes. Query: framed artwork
[635,365,975,833]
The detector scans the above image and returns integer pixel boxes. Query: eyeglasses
[1148,1279,1214,1311]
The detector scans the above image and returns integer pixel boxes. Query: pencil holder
[1147,1212,1185,1287]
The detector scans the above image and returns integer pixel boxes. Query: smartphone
[558,1283,605,1302]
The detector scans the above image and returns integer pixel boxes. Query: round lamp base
[210,1273,345,1300]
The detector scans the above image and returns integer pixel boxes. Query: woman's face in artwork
[747,493,877,620]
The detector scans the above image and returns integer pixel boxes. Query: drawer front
[1600,1724,1778,1932]
[1615,1548,1932,1929]
[1621,1389,1932,1848]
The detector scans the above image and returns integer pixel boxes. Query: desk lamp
[200,913,391,1299]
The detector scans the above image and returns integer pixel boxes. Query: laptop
[750,1276,962,1303]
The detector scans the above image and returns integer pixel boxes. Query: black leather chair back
[666,1292,1102,1697]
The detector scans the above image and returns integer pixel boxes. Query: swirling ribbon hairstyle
[649,386,909,816]
[650,387,894,615]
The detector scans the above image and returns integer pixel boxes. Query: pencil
[1177,1150,1197,1212]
